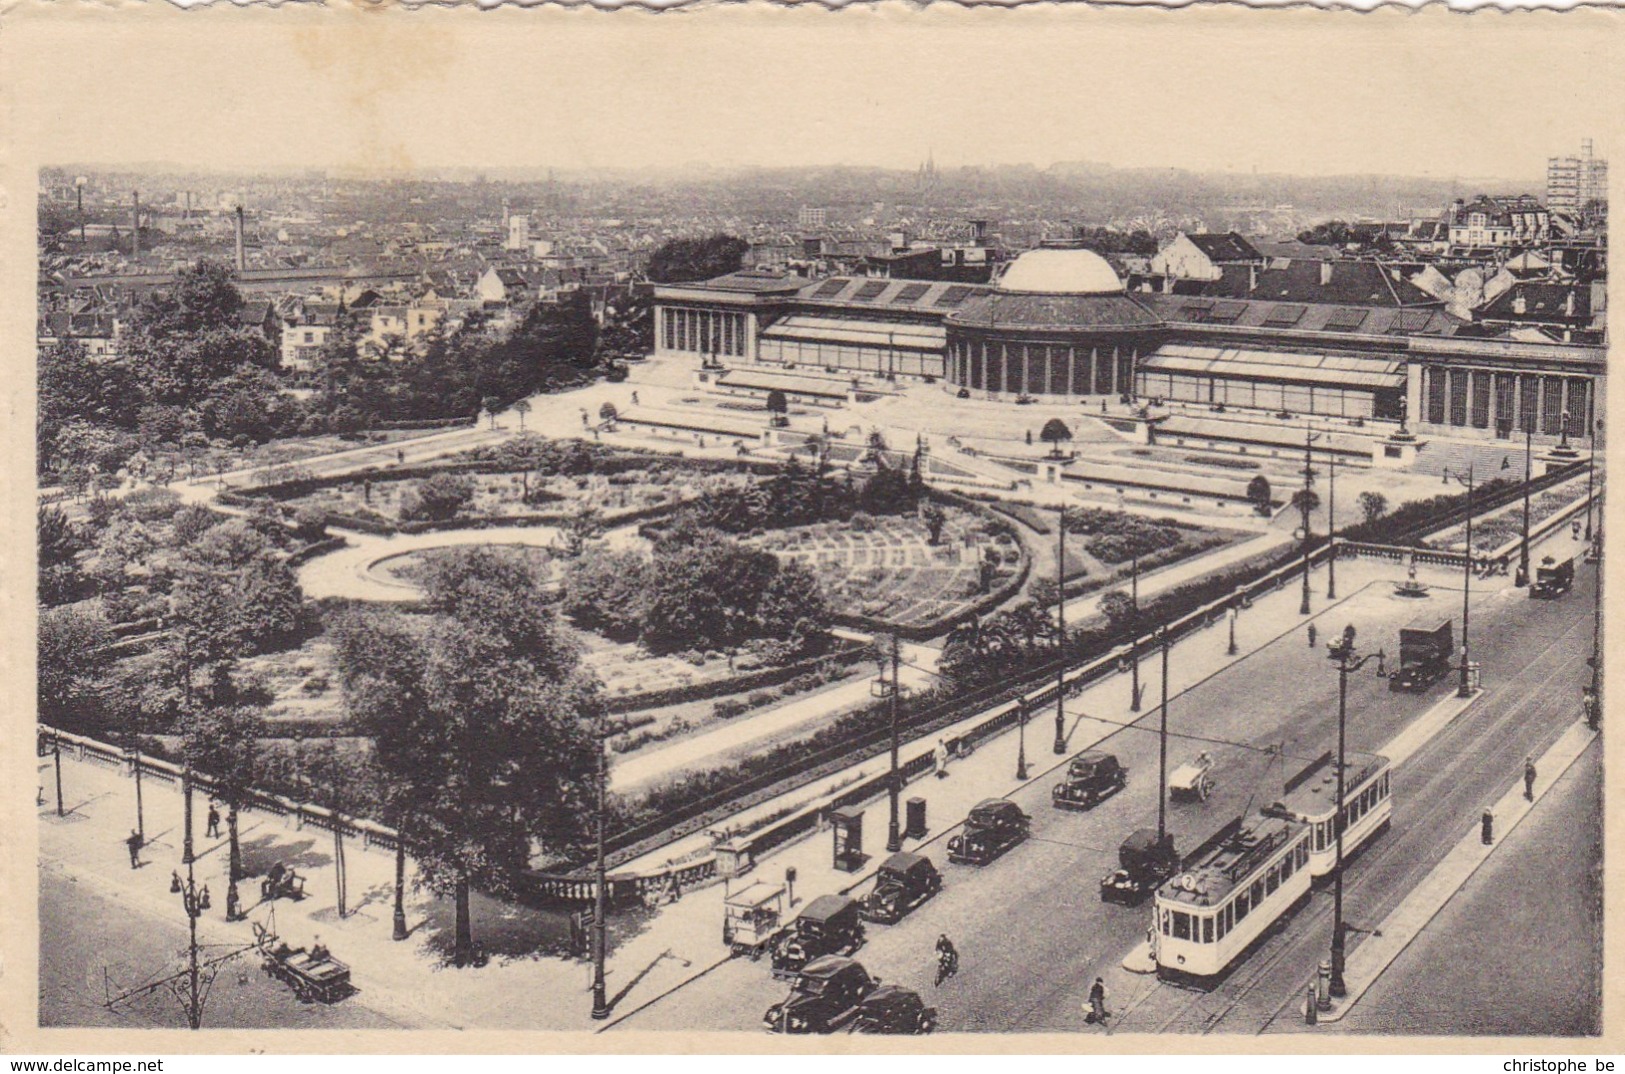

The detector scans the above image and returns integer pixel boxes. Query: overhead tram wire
[894,655,1329,770]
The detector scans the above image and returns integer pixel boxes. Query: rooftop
[996,248,1124,295]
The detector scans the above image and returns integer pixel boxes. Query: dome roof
[997,248,1124,295]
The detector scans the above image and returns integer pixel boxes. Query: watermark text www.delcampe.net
[12,1061,164,1072]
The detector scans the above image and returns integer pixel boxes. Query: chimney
[1565,290,1576,317]
[131,191,140,260]
[1513,293,1528,315]
[1320,261,1333,287]
[235,205,247,272]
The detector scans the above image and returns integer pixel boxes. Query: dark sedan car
[763,956,878,1034]
[1052,751,1127,811]
[851,984,936,1034]
[946,798,1031,866]
[859,852,942,924]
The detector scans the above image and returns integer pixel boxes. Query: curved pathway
[299,523,566,602]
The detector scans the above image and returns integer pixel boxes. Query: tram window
[1235,891,1250,921]
[1265,865,1280,896]
[1251,879,1265,906]
[1282,853,1294,881]
[1172,912,1192,941]
[1202,916,1214,944]
[1160,909,1170,936]
[1298,843,1309,868]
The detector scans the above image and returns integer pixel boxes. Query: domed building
[944,248,1162,398]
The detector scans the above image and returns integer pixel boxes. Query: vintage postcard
[2,1,1619,1054]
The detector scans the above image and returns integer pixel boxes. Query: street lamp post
[1517,416,1534,588]
[590,711,610,1021]
[53,732,64,818]
[130,740,145,844]
[1129,556,1141,711]
[1054,517,1068,754]
[1299,426,1317,616]
[1444,465,1477,698]
[172,764,209,1030]
[1328,629,1384,998]
[885,635,903,853]
[1586,419,1601,541]
[1015,696,1029,781]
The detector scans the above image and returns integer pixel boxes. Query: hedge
[603,639,867,714]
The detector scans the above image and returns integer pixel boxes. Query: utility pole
[1329,629,1384,998]
[53,733,64,817]
[1015,696,1029,782]
[1054,515,1067,754]
[885,634,903,853]
[1129,556,1141,711]
[590,710,610,1021]
[1156,627,1171,844]
[1326,451,1337,600]
[1299,426,1316,616]
[1445,466,1477,698]
[1585,419,1600,541]
[1517,415,1533,587]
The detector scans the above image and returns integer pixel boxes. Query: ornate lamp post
[170,766,211,1030]
[1517,413,1534,588]
[1054,515,1068,754]
[1015,696,1029,782]
[1443,465,1477,698]
[884,635,903,854]
[590,708,611,1021]
[1327,626,1384,998]
[1129,556,1141,712]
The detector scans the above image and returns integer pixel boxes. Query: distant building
[506,214,530,252]
[798,207,827,232]
[280,303,341,371]
[1446,195,1550,249]
[1547,139,1607,215]
[1150,232,1265,286]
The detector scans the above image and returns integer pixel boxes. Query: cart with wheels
[1169,751,1215,802]
[723,880,787,960]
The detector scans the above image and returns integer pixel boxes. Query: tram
[1152,812,1312,982]
[1262,751,1392,879]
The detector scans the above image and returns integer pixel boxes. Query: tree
[173,519,306,660]
[401,473,475,523]
[38,605,114,734]
[560,547,648,640]
[330,551,601,967]
[1097,589,1139,636]
[1357,491,1389,525]
[919,500,947,546]
[645,234,749,284]
[560,503,605,558]
[1001,600,1053,656]
[1040,418,1074,458]
[765,389,789,428]
[38,506,87,605]
[755,561,829,650]
[1291,489,1322,517]
[598,401,619,423]
[179,704,266,889]
[513,398,532,433]
[1246,475,1272,515]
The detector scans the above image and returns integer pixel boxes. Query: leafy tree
[766,389,789,428]
[401,473,475,523]
[1040,418,1074,458]
[1097,589,1140,635]
[179,704,266,887]
[755,561,830,648]
[641,538,780,654]
[859,466,916,516]
[1246,475,1272,514]
[331,550,602,967]
[999,600,1053,656]
[919,500,947,546]
[560,503,605,558]
[560,547,649,640]
[513,398,532,433]
[645,234,749,284]
[38,506,87,605]
[1357,491,1389,525]
[598,402,619,422]
[173,519,306,660]
[1290,489,1322,517]
[38,604,114,733]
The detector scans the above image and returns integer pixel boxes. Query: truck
[1531,555,1575,599]
[1389,618,1454,692]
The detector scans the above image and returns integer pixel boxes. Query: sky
[7,6,1623,180]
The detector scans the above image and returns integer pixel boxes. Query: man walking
[1087,977,1110,1025]
[1524,757,1537,802]
[126,829,142,870]
[934,738,950,779]
[206,803,222,839]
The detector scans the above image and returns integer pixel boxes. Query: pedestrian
[935,738,950,779]
[1307,623,1318,649]
[1524,756,1537,801]
[1583,689,1599,730]
[1087,977,1110,1024]
[206,803,221,839]
[396,448,405,465]
[126,829,142,870]
[631,390,639,405]
[1101,399,1107,415]
[1573,520,1583,541]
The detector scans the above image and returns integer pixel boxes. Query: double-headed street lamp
[1442,465,1478,698]
[1516,415,1535,588]
[1326,625,1384,998]
[170,765,210,1031]
[1299,426,1322,616]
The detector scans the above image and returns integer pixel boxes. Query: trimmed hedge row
[603,639,868,715]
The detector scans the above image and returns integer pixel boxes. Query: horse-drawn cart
[1169,751,1215,802]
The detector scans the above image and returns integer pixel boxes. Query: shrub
[713,698,749,720]
[849,511,877,532]
[747,689,777,708]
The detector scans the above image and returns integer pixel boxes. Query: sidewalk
[1312,718,1598,1024]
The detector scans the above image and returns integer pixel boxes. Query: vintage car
[851,984,937,1034]
[763,956,879,1034]
[1099,828,1179,906]
[1052,751,1127,811]
[946,798,1031,866]
[859,852,943,924]
[769,894,865,978]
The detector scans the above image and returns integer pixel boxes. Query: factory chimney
[131,191,140,261]
[234,205,247,272]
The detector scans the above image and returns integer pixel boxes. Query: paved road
[610,557,1597,1035]
[1326,740,1601,1037]
[39,861,404,1030]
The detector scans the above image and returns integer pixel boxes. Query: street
[611,552,1599,1035]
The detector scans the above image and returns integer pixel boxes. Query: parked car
[769,894,865,978]
[860,852,943,924]
[947,798,1031,866]
[851,984,937,1034]
[1052,751,1127,811]
[1099,828,1179,906]
[762,956,878,1034]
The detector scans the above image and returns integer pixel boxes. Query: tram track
[1112,601,1589,1036]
